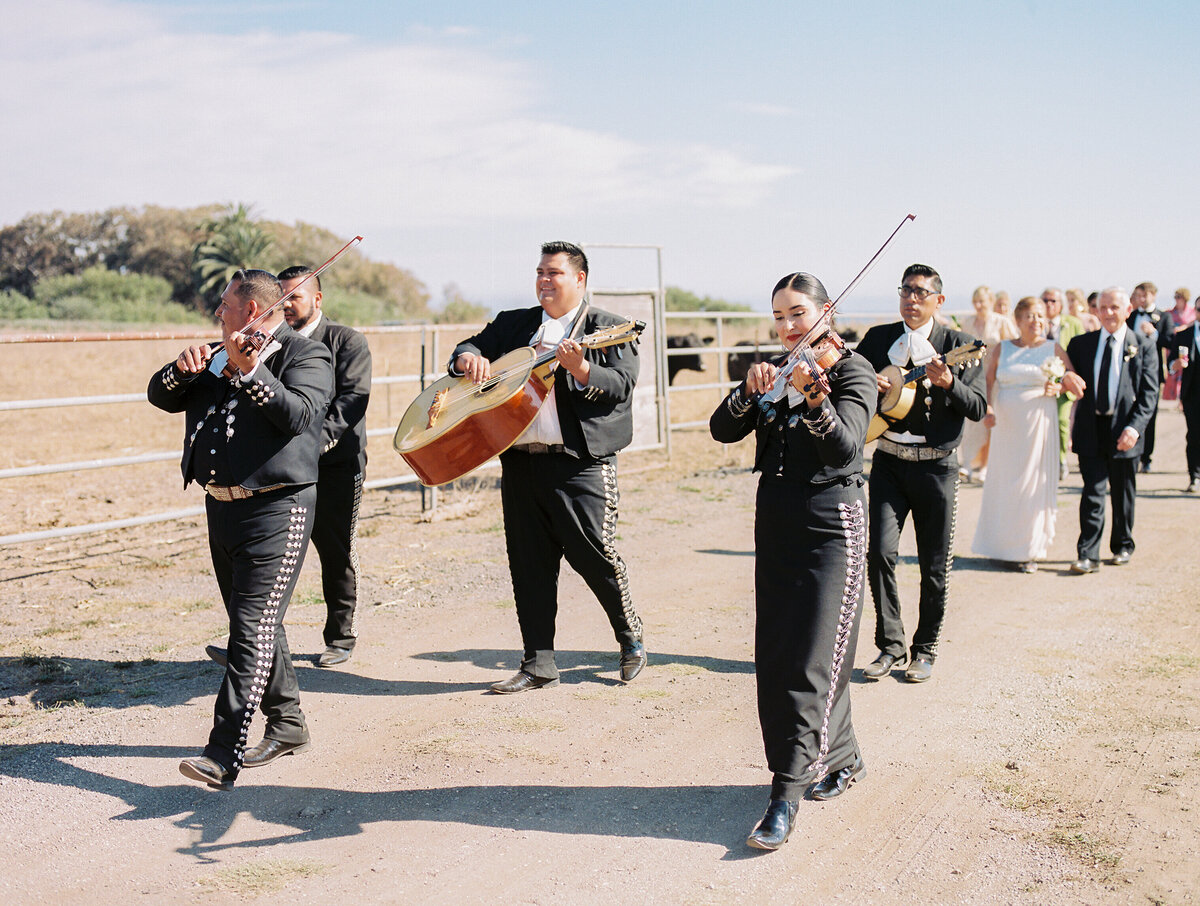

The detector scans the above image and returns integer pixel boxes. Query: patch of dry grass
[199,859,328,896]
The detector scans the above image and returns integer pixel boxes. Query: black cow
[727,341,775,385]
[666,333,713,384]
[725,322,859,385]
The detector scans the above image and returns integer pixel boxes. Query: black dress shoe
[205,645,228,667]
[809,756,865,801]
[1110,550,1132,566]
[243,737,311,768]
[619,643,647,682]
[179,755,234,790]
[905,657,933,683]
[746,798,798,851]
[489,671,559,694]
[1069,558,1100,574]
[862,652,904,680]
[317,646,352,668]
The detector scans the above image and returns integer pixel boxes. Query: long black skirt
[754,476,866,800]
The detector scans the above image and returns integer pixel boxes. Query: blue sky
[3,1,1198,314]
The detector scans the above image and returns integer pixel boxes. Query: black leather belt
[510,443,566,455]
[204,482,287,501]
[875,437,951,462]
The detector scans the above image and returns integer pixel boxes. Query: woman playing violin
[709,272,876,851]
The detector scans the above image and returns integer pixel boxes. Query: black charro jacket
[307,315,372,468]
[449,305,640,459]
[709,350,876,485]
[855,320,988,451]
[147,322,334,490]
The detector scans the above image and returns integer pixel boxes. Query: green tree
[0,210,124,296]
[191,204,274,309]
[665,286,752,313]
[31,266,203,323]
[436,282,489,324]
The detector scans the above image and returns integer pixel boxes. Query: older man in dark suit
[855,263,987,683]
[149,269,333,789]
[450,241,644,693]
[1067,287,1160,573]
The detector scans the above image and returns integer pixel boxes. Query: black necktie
[1097,335,1114,415]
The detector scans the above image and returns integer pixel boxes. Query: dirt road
[2,413,1198,904]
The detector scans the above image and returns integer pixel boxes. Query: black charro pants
[755,477,866,800]
[1076,416,1137,560]
[867,450,959,664]
[204,484,315,775]
[499,450,642,680]
[312,460,364,651]
[1184,398,1200,481]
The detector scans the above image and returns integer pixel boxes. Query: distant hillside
[0,204,483,326]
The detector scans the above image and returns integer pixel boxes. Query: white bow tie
[888,330,937,368]
[530,318,566,351]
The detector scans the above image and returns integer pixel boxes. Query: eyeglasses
[898,285,937,300]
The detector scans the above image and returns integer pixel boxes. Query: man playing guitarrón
[449,241,645,693]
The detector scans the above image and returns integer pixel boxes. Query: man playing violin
[855,264,987,683]
[450,241,645,693]
[148,268,333,789]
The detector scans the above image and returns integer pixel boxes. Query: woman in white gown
[971,297,1076,572]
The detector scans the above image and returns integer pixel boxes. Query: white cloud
[0,1,795,236]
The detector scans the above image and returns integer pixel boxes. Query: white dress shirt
[884,319,937,444]
[514,304,585,446]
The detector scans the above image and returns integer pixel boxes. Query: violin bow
[240,234,364,337]
[761,214,916,403]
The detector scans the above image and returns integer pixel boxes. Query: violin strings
[431,327,633,411]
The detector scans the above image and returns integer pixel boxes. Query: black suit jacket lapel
[1076,333,1100,404]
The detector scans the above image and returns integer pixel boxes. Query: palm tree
[191,204,273,310]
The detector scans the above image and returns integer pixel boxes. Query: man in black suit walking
[1168,299,1200,492]
[855,264,987,683]
[1067,287,1159,573]
[1127,281,1173,473]
[450,241,644,693]
[149,269,333,789]
[278,264,372,668]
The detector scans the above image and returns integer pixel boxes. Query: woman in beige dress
[960,285,1018,481]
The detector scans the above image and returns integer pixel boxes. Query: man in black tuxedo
[1067,287,1159,573]
[279,264,372,668]
[855,264,987,683]
[1167,301,1200,493]
[450,241,644,693]
[149,269,333,789]
[1127,281,1173,472]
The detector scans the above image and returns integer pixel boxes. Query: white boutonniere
[1124,344,1137,363]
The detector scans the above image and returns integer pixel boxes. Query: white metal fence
[0,309,802,545]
